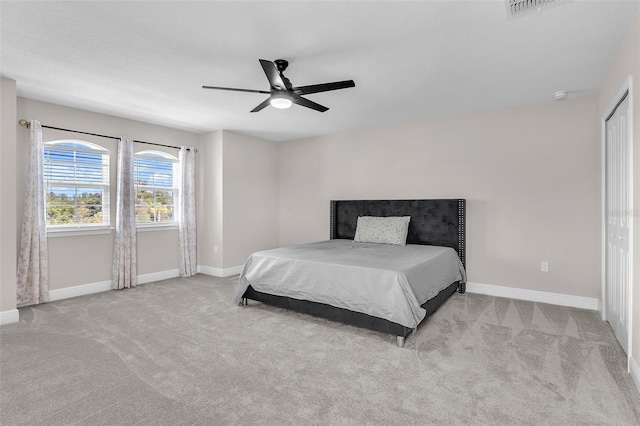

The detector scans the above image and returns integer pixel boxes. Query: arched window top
[45,139,108,151]
[136,150,178,161]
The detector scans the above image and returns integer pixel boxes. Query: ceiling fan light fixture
[203,59,355,113]
[270,94,292,109]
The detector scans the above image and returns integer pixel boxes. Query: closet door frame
[601,75,634,369]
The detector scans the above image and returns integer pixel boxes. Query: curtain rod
[18,119,196,152]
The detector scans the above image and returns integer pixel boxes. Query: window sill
[47,227,113,238]
[45,224,179,237]
[136,224,179,232]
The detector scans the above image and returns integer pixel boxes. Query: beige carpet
[1,274,638,425]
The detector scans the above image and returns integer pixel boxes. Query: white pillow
[353,216,411,246]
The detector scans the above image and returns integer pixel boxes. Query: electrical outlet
[541,261,549,272]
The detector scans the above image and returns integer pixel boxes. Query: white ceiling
[1,1,638,142]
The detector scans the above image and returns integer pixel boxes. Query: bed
[236,199,466,347]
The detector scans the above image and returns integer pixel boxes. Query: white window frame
[43,139,110,233]
[134,150,179,228]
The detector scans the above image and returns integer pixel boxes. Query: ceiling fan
[202,59,355,113]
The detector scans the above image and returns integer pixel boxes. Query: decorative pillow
[353,216,411,246]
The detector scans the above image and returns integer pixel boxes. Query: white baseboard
[466,282,599,311]
[197,264,243,277]
[47,269,180,302]
[0,309,19,325]
[137,269,180,284]
[2,268,203,322]
[630,356,640,394]
[598,299,605,321]
[49,280,112,301]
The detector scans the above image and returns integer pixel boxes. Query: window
[134,151,178,225]
[44,140,110,227]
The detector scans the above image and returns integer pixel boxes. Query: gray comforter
[236,240,466,329]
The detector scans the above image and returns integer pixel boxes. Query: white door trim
[601,75,634,369]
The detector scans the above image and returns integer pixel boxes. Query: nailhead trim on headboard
[458,199,465,269]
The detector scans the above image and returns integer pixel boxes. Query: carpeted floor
[1,274,639,425]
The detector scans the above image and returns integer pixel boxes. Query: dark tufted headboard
[330,199,466,268]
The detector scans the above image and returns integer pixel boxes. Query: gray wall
[598,11,640,366]
[278,94,600,299]
[15,98,200,291]
[1,78,17,313]
[196,130,280,271]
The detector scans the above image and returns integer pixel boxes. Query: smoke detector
[505,0,567,19]
[553,91,568,100]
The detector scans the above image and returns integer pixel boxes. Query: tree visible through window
[134,151,178,224]
[44,140,110,227]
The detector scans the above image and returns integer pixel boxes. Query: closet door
[605,93,631,354]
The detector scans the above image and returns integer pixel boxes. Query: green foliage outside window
[47,191,103,225]
[135,189,174,223]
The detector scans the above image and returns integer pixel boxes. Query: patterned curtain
[178,146,197,277]
[16,120,49,305]
[112,136,137,289]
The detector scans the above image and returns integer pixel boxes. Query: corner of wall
[196,130,224,270]
[220,130,280,268]
[0,77,18,315]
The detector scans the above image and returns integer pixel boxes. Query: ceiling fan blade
[250,97,272,113]
[202,85,270,94]
[294,80,355,96]
[293,96,329,112]
[259,59,287,90]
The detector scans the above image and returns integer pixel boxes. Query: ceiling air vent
[505,0,565,18]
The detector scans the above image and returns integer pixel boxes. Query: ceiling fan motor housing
[274,59,289,72]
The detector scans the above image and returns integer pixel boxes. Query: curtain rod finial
[18,119,30,128]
